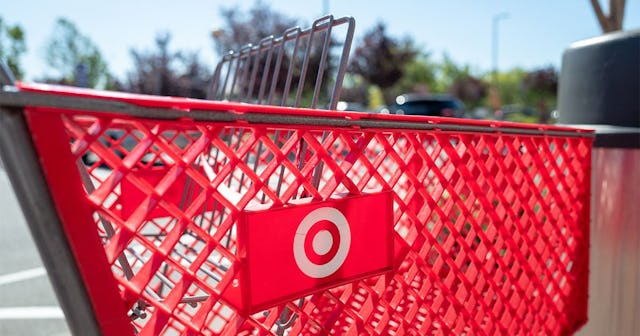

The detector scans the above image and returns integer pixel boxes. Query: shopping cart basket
[0,15,593,336]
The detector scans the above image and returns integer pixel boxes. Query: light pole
[492,13,509,88]
[211,28,227,56]
[323,0,329,15]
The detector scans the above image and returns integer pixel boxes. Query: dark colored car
[390,94,465,118]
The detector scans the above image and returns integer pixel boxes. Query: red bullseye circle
[303,220,340,265]
[293,207,351,278]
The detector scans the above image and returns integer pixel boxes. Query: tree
[393,53,438,95]
[522,66,558,122]
[0,16,27,80]
[43,18,110,88]
[589,0,627,33]
[448,76,488,110]
[484,68,527,109]
[419,53,488,109]
[212,1,298,55]
[176,52,210,99]
[125,33,209,99]
[483,67,557,122]
[349,22,417,103]
[433,53,473,93]
[522,66,557,99]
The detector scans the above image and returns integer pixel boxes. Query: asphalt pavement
[0,166,71,335]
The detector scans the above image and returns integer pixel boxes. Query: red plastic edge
[25,108,134,335]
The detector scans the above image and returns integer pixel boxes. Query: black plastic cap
[558,29,640,148]
[558,29,639,127]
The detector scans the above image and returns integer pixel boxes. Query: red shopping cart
[0,15,592,335]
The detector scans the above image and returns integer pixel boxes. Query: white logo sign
[293,207,351,278]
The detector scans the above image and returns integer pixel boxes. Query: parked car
[389,94,465,118]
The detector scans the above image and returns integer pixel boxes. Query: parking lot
[0,163,70,335]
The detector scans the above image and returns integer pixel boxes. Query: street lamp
[323,0,330,15]
[492,13,509,88]
[211,28,227,56]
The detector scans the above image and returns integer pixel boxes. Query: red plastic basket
[2,82,592,335]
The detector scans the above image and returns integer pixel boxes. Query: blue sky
[3,0,640,81]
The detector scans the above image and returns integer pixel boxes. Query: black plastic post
[558,29,640,148]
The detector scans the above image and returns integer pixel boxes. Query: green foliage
[521,66,557,106]
[521,66,558,123]
[367,85,385,110]
[43,18,109,88]
[448,76,488,110]
[349,22,418,103]
[0,16,27,80]
[345,26,557,123]
[493,68,527,105]
[433,53,473,93]
[393,53,438,95]
[480,66,557,123]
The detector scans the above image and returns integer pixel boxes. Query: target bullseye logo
[293,207,351,278]
[232,192,392,313]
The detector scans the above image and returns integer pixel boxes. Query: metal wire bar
[311,132,329,190]
[246,42,263,102]
[125,246,210,306]
[329,17,355,110]
[75,159,135,280]
[228,128,244,188]
[238,45,256,103]
[215,53,235,100]
[274,298,305,336]
[257,37,276,105]
[197,144,217,234]
[310,16,334,109]
[293,31,314,108]
[1,60,15,86]
[229,45,251,102]
[267,35,288,106]
[280,28,303,106]
[238,144,252,193]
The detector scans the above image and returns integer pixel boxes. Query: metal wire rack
[209,15,355,110]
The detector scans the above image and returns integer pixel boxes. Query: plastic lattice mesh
[26,104,591,335]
